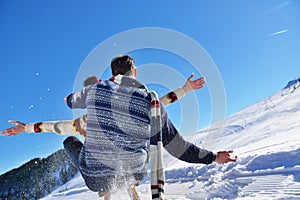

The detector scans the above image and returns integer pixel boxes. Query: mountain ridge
[0,149,78,200]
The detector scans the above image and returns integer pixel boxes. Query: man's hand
[182,73,205,93]
[215,150,238,164]
[1,120,25,136]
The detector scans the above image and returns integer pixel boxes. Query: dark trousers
[63,136,83,169]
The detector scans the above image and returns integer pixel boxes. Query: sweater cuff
[202,151,216,164]
[24,124,35,133]
[174,87,185,99]
[212,153,217,162]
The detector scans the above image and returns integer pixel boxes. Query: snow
[42,80,300,200]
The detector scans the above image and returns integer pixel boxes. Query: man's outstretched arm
[157,106,237,165]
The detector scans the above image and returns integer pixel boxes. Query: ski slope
[43,80,300,200]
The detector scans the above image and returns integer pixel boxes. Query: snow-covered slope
[43,80,300,200]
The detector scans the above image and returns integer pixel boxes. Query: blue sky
[0,0,299,175]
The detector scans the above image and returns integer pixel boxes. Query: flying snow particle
[36,72,39,76]
[47,88,50,91]
[10,106,14,109]
[29,105,34,109]
[113,43,117,47]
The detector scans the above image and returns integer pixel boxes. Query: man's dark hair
[84,75,98,87]
[111,55,135,76]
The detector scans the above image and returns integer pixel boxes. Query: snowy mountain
[6,78,300,200]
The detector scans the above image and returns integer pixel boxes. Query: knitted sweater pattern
[79,77,151,178]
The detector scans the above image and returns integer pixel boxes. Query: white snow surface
[43,83,300,200]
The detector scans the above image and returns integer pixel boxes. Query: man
[3,55,237,200]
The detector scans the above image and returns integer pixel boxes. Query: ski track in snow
[42,82,300,200]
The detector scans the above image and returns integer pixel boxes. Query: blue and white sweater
[66,75,215,184]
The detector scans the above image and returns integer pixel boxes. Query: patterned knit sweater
[80,76,152,179]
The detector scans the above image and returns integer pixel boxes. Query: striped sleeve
[159,87,185,107]
[24,116,87,138]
